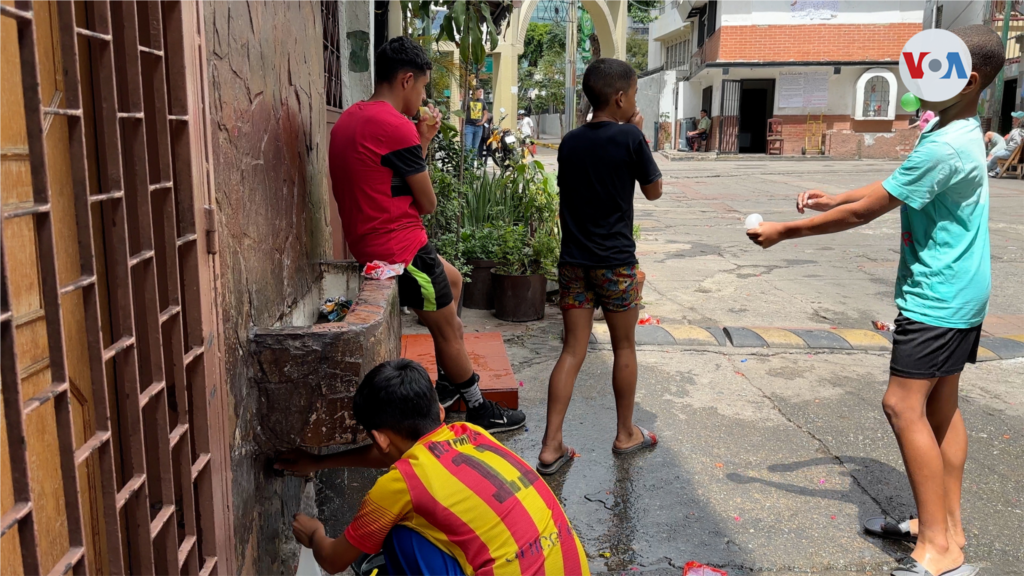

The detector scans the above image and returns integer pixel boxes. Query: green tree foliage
[519,23,567,113]
[522,22,550,69]
[626,32,648,72]
[401,0,513,67]
[627,0,663,25]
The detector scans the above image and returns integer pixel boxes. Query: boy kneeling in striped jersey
[276,359,590,576]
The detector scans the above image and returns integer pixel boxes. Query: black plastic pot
[464,259,498,310]
[492,271,546,322]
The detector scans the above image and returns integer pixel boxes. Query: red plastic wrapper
[683,561,727,576]
[637,313,661,326]
[872,320,896,332]
[362,260,405,280]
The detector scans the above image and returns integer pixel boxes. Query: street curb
[536,141,559,150]
[583,325,1024,362]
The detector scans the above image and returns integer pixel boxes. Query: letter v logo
[902,52,929,79]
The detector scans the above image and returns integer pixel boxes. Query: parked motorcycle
[483,108,520,171]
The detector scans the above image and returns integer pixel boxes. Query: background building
[644,0,925,158]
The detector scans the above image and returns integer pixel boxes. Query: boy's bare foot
[538,442,570,467]
[910,538,964,576]
[612,424,657,454]
[612,425,644,452]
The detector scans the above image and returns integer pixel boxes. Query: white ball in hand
[745,214,763,230]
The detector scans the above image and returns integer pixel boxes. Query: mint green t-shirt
[882,116,990,329]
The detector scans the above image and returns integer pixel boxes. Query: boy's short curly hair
[582,58,636,111]
[376,36,432,85]
[952,25,1006,89]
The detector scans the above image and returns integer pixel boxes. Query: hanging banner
[790,0,839,21]
[778,71,830,108]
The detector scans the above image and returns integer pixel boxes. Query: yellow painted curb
[831,329,892,351]
[591,322,610,344]
[1004,334,1024,343]
[749,327,807,348]
[976,346,999,362]
[664,325,719,346]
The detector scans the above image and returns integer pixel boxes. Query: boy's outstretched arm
[796,185,874,213]
[293,514,362,575]
[274,444,392,475]
[748,181,902,249]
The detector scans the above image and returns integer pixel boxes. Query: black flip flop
[864,516,917,543]
[612,425,658,455]
[536,446,577,476]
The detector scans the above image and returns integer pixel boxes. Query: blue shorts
[383,526,465,576]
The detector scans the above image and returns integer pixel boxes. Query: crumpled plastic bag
[683,561,727,576]
[638,313,661,326]
[319,297,352,323]
[362,261,405,280]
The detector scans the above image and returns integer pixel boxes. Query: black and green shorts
[397,242,454,312]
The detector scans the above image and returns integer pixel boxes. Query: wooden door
[1,1,231,574]
[2,1,110,573]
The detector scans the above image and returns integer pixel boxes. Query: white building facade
[645,0,927,158]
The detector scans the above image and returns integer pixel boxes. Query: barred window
[323,0,343,109]
[664,37,690,70]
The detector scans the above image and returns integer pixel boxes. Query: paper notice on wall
[778,71,830,109]
[790,0,839,21]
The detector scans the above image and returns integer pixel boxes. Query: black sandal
[864,516,917,543]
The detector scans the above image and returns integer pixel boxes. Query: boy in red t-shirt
[330,37,524,433]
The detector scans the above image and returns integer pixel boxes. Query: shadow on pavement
[726,456,914,561]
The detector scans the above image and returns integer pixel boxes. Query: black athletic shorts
[889,313,982,379]
[396,242,454,312]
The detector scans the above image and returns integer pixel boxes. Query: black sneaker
[435,377,459,409]
[467,399,526,433]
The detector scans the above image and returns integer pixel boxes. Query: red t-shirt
[330,101,428,265]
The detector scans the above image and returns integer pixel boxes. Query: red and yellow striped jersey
[345,423,590,575]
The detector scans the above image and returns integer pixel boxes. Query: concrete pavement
[511,152,1022,573]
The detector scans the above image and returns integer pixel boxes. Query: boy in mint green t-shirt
[747,26,1004,576]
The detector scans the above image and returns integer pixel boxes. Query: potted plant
[491,225,553,322]
[461,226,501,310]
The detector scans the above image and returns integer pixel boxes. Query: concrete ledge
[251,265,400,452]
[583,324,1024,363]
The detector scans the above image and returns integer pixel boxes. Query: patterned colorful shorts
[558,264,640,312]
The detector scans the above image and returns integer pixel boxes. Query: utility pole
[923,0,934,29]
[563,0,578,137]
[993,0,1014,133]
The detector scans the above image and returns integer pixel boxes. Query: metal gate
[1,1,225,574]
[718,79,741,155]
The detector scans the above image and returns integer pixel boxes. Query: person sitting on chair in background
[988,111,1022,176]
[687,109,711,151]
[984,130,1006,166]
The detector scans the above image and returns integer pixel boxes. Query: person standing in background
[463,87,489,160]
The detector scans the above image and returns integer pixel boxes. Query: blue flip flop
[891,560,978,576]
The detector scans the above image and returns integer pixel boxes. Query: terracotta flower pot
[637,269,646,303]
